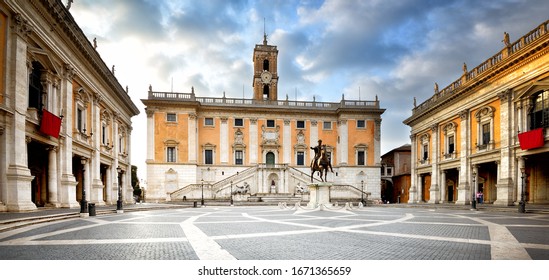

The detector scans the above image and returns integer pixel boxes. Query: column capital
[498,89,512,102]
[11,13,33,38]
[63,64,76,80]
[46,146,58,153]
[459,109,469,120]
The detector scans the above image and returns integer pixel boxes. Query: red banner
[518,128,545,150]
[40,109,62,138]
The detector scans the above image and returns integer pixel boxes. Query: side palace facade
[404,20,549,206]
[0,0,140,212]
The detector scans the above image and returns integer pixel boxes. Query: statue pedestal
[307,182,333,209]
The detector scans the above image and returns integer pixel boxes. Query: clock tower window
[263,59,269,71]
[263,85,270,100]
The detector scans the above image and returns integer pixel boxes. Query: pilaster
[494,90,514,206]
[249,118,258,164]
[309,120,318,162]
[187,113,197,163]
[5,14,36,211]
[456,109,470,205]
[429,124,440,203]
[220,117,228,164]
[59,64,79,208]
[409,134,418,203]
[283,119,291,164]
[337,119,348,165]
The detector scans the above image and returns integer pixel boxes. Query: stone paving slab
[0,205,548,260]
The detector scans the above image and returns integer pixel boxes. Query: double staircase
[169,164,315,202]
[169,164,371,204]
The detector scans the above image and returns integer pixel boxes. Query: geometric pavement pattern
[0,206,548,260]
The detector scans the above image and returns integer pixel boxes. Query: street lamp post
[230,181,234,206]
[116,166,124,213]
[80,157,88,216]
[519,167,526,213]
[471,171,477,210]
[361,180,365,205]
[201,179,204,206]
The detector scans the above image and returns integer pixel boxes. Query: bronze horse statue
[311,145,333,182]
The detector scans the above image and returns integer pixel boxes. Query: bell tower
[253,32,279,101]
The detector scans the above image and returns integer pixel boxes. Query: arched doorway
[266,152,275,166]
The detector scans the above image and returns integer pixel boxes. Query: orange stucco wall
[152,113,379,167]
[154,112,189,162]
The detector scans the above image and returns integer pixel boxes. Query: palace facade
[404,20,549,206]
[142,35,385,203]
[0,0,139,211]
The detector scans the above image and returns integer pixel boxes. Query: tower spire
[263,17,268,45]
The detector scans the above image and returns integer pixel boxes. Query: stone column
[105,165,112,204]
[417,174,423,202]
[457,109,470,205]
[91,93,104,205]
[220,117,228,164]
[429,124,439,203]
[249,118,258,164]
[494,90,514,206]
[5,14,36,211]
[440,170,446,203]
[47,146,60,207]
[283,119,291,164]
[472,165,479,205]
[516,157,525,205]
[337,119,348,165]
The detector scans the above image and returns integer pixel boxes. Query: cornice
[28,0,139,116]
[405,30,549,126]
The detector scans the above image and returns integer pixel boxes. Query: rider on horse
[310,139,323,169]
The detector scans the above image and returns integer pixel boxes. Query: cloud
[70,0,549,180]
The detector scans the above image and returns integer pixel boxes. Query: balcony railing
[148,91,380,110]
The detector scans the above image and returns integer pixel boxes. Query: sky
[69,0,548,182]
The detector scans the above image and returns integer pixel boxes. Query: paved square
[0,206,548,260]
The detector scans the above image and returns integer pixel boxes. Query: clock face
[261,71,272,83]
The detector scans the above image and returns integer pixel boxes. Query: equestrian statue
[310,139,333,182]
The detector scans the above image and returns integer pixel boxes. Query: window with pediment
[164,140,179,163]
[419,133,430,164]
[354,144,367,166]
[475,106,495,151]
[294,130,307,166]
[202,143,216,165]
[529,90,549,130]
[74,88,90,139]
[443,122,457,159]
[232,129,246,165]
